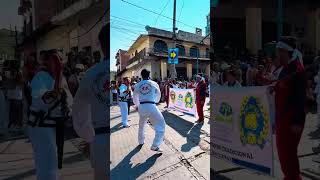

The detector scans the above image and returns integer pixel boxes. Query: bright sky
[110,0,210,71]
[0,0,22,31]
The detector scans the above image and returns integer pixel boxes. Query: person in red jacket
[274,37,306,180]
[195,75,207,123]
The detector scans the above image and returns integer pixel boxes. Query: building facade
[212,0,320,59]
[18,0,108,63]
[117,26,210,81]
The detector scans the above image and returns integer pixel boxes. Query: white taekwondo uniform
[28,71,72,180]
[118,83,129,126]
[72,59,108,180]
[133,79,166,149]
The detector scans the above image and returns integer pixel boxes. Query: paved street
[110,98,210,180]
[111,98,320,180]
[0,128,93,180]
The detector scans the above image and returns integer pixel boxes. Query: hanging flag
[168,48,179,64]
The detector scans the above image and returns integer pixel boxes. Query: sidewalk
[0,130,93,180]
[110,98,210,180]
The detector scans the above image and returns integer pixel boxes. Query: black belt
[140,101,155,104]
[95,127,109,135]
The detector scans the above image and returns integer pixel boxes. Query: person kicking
[133,69,166,152]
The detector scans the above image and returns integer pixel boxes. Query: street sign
[168,48,179,64]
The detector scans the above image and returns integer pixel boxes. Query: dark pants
[276,121,304,180]
[8,100,23,128]
[196,100,204,121]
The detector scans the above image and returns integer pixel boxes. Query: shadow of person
[110,122,123,133]
[181,123,204,152]
[111,145,162,180]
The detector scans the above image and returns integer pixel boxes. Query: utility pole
[169,0,177,79]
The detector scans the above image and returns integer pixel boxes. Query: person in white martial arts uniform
[133,69,166,152]
[118,77,130,127]
[72,24,109,180]
[28,50,72,180]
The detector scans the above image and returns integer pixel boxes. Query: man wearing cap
[195,74,207,123]
[133,69,166,152]
[118,77,130,128]
[274,37,306,180]
[72,24,109,180]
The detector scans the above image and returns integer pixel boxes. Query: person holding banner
[274,37,306,180]
[195,75,207,123]
[118,77,131,128]
[133,69,166,152]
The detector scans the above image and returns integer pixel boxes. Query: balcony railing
[147,48,210,59]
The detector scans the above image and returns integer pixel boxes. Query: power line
[120,0,196,29]
[111,15,146,27]
[72,10,108,39]
[154,0,170,26]
[178,0,185,22]
[110,26,143,35]
[111,14,172,31]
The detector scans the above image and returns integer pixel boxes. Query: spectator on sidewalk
[195,74,207,123]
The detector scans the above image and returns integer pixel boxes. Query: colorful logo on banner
[216,102,233,123]
[239,96,269,149]
[170,90,176,104]
[184,92,194,108]
[168,48,179,64]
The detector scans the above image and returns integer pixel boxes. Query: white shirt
[133,79,161,106]
[30,71,72,116]
[72,60,108,143]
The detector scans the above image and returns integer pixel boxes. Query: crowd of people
[0,25,109,180]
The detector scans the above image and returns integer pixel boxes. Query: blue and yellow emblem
[184,92,194,108]
[239,96,269,149]
[216,102,233,123]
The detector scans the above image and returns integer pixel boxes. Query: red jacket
[196,81,207,102]
[275,59,306,126]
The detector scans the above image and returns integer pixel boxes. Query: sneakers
[121,125,130,128]
[151,146,163,152]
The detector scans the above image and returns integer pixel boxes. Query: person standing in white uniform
[133,69,166,152]
[72,24,109,180]
[28,51,71,180]
[118,78,130,127]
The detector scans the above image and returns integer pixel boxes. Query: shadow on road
[162,111,203,152]
[2,169,36,180]
[111,145,162,180]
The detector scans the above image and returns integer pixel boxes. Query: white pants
[28,126,58,180]
[90,134,107,180]
[138,104,165,148]
[119,101,128,126]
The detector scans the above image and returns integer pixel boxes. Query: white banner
[169,88,197,116]
[212,86,274,176]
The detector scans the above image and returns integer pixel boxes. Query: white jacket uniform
[28,71,72,180]
[72,60,108,180]
[133,79,165,148]
[118,84,129,126]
